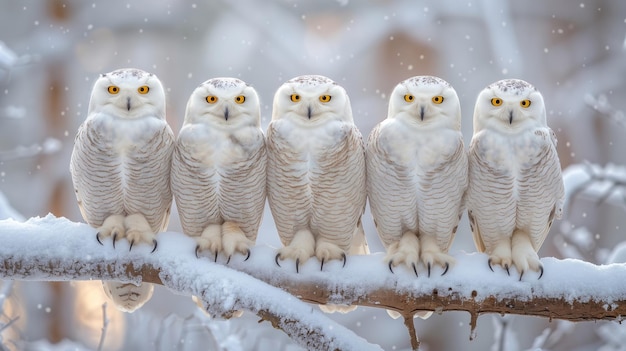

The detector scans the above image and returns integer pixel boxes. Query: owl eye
[290,94,300,102]
[206,96,218,104]
[107,86,119,94]
[235,95,246,104]
[491,98,503,106]
[432,96,444,104]
[520,99,532,108]
[319,95,332,103]
[137,86,150,94]
[404,94,414,102]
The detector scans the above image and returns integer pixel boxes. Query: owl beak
[307,106,312,119]
[224,107,229,121]
[126,97,131,111]
[508,110,513,124]
[420,106,425,121]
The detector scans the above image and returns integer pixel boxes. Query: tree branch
[1,216,626,350]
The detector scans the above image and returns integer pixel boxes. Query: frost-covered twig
[585,94,626,128]
[2,216,626,350]
[96,302,108,351]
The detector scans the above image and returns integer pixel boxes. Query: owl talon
[388,261,395,274]
[488,258,494,272]
[341,253,347,268]
[96,233,103,246]
[151,239,158,254]
[129,240,134,252]
[226,255,231,264]
[427,262,431,277]
[441,262,449,276]
[275,253,282,268]
[320,258,325,271]
[112,233,118,249]
[412,262,418,277]
[244,249,251,262]
[519,270,524,281]
[538,265,544,280]
[213,250,218,262]
[505,264,510,276]
[195,245,200,259]
[295,258,300,274]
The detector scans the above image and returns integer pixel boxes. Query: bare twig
[96,302,109,351]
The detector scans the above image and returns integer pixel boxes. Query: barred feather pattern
[70,115,174,233]
[171,124,267,240]
[467,127,565,253]
[266,121,366,252]
[366,121,468,252]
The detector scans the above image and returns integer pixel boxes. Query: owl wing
[366,122,418,248]
[516,127,564,251]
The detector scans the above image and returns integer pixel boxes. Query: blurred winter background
[0,0,625,350]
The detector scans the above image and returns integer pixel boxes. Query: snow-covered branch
[1,216,626,350]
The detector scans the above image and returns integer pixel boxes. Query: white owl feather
[171,78,266,262]
[467,79,565,280]
[366,76,467,278]
[70,68,174,312]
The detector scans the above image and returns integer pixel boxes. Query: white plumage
[267,75,368,273]
[171,78,266,261]
[467,79,565,279]
[366,76,468,277]
[70,68,174,312]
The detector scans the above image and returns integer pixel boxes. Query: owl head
[184,77,260,128]
[89,68,165,120]
[473,79,546,134]
[388,76,461,131]
[271,75,353,126]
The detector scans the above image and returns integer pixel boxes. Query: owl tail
[349,220,370,255]
[102,281,154,313]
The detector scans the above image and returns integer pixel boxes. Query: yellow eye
[206,96,218,104]
[404,94,414,102]
[290,94,300,102]
[432,96,444,104]
[520,99,532,108]
[235,95,246,104]
[137,86,149,94]
[107,86,119,94]
[319,95,331,103]
[491,98,503,106]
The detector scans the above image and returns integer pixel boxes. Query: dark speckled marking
[203,78,248,90]
[403,75,450,88]
[488,79,536,95]
[104,68,152,80]
[287,75,336,87]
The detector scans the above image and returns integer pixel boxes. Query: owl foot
[95,214,125,246]
[512,229,543,280]
[196,224,222,261]
[222,221,255,264]
[420,236,455,277]
[316,241,347,271]
[385,232,420,276]
[487,238,513,275]
[125,214,158,253]
[276,229,315,273]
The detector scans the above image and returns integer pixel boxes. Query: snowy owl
[267,75,368,273]
[366,76,468,277]
[467,79,564,280]
[171,78,266,262]
[70,68,175,312]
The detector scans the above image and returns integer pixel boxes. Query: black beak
[508,110,513,124]
[224,107,229,121]
[126,97,131,111]
[420,106,425,121]
[307,106,312,119]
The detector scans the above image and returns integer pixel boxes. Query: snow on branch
[2,216,626,350]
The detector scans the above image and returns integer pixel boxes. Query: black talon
[388,261,395,274]
[341,253,347,268]
[427,262,431,277]
[519,270,524,281]
[195,245,200,259]
[538,265,544,280]
[441,262,449,276]
[96,232,103,246]
[213,250,218,262]
[226,255,231,264]
[295,258,300,274]
[488,258,494,272]
[504,264,510,276]
[275,253,282,267]
[151,239,158,254]
[129,240,134,252]
[112,233,118,249]
[412,262,418,277]
[320,258,325,271]
[244,249,251,262]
